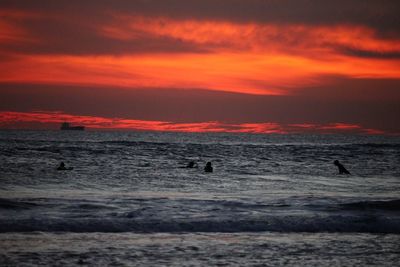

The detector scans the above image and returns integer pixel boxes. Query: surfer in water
[57,162,73,171]
[333,160,350,174]
[204,162,213,173]
[186,161,198,168]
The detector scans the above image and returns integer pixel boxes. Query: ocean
[0,130,399,266]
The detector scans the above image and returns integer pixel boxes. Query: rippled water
[1,131,399,266]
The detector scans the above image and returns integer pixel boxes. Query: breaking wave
[1,215,399,234]
[340,199,400,211]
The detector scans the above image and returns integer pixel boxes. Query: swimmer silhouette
[186,161,198,168]
[204,162,213,173]
[333,160,350,174]
[57,162,73,171]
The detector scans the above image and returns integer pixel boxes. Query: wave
[356,143,400,148]
[0,198,38,210]
[98,141,400,148]
[66,203,118,210]
[340,199,400,211]
[12,145,119,155]
[1,215,399,234]
[99,140,174,147]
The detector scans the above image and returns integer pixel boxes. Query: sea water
[0,131,399,266]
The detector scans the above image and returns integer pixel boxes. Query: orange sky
[1,14,400,95]
[0,1,399,134]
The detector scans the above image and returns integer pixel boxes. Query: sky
[0,0,399,134]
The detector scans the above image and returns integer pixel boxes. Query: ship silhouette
[60,122,85,131]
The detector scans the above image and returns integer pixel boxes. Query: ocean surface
[0,130,399,266]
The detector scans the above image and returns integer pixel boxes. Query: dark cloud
[294,75,400,100]
[0,15,208,55]
[2,0,400,34]
[1,77,399,132]
[2,1,399,56]
[335,46,400,59]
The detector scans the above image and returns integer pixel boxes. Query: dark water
[0,131,399,266]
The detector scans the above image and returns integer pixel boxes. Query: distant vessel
[60,122,85,131]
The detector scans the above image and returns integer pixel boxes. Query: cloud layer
[0,111,387,135]
[0,1,399,133]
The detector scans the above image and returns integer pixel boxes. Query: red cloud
[0,111,392,135]
[1,13,400,96]
[103,15,400,56]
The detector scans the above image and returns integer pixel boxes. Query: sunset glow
[0,1,399,133]
[0,111,388,135]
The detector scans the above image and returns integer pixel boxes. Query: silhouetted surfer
[204,162,213,173]
[334,160,350,174]
[186,161,198,168]
[57,162,73,171]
